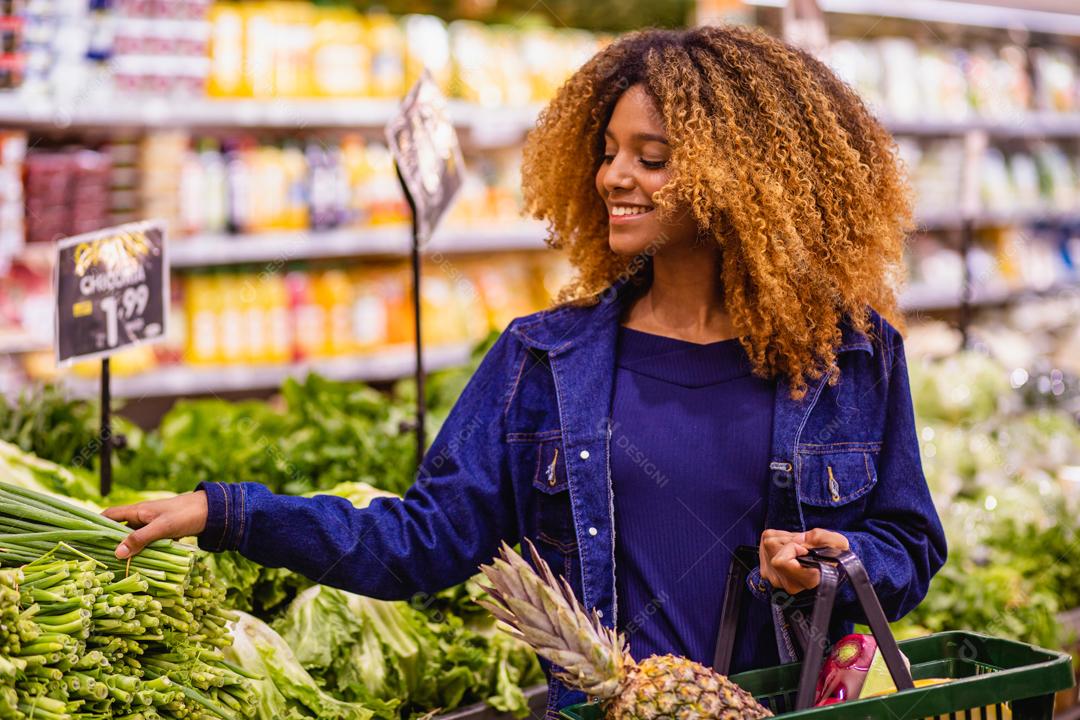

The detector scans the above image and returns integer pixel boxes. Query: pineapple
[479,541,773,720]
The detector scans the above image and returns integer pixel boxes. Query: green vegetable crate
[562,547,1074,720]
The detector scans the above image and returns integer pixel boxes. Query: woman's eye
[641,159,667,169]
[601,153,615,163]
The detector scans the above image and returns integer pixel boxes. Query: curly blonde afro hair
[521,24,914,398]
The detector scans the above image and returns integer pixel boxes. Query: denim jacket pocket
[531,439,577,546]
[507,432,577,548]
[508,432,582,597]
[796,444,879,510]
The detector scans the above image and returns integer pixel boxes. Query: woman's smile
[608,204,655,223]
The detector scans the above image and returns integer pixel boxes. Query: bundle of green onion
[0,480,256,720]
[2,567,29,716]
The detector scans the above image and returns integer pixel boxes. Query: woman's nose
[602,156,635,193]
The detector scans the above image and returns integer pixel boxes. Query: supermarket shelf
[744,0,1080,36]
[16,210,1080,270]
[16,212,1080,272]
[902,279,1080,312]
[60,343,475,398]
[15,222,549,270]
[0,94,543,136]
[169,222,548,267]
[970,279,1080,307]
[0,333,49,355]
[2,93,1079,140]
[918,209,1080,231]
[885,113,1080,139]
[901,285,964,312]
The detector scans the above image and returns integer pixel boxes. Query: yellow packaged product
[312,7,370,97]
[402,14,451,95]
[238,269,270,364]
[468,256,544,330]
[366,12,405,99]
[346,268,388,353]
[216,272,249,365]
[262,272,292,364]
[361,143,409,226]
[315,268,354,357]
[242,3,276,97]
[381,263,414,347]
[185,271,221,365]
[282,142,309,230]
[449,20,498,105]
[534,252,572,307]
[420,272,455,346]
[340,134,369,226]
[270,1,315,97]
[248,146,288,232]
[208,4,245,97]
[69,345,157,378]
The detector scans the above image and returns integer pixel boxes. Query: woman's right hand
[103,491,209,559]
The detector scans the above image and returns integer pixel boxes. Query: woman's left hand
[759,528,850,596]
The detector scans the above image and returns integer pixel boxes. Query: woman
[106,24,946,717]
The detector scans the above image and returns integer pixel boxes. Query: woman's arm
[106,330,525,600]
[748,330,948,621]
[833,331,948,621]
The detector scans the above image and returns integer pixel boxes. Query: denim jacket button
[579,450,590,460]
[588,526,598,536]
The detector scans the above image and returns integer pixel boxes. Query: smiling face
[595,84,699,257]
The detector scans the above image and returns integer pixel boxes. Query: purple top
[612,326,779,672]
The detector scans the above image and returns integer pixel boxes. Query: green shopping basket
[561,547,1074,720]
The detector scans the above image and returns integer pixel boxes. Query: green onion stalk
[0,481,252,719]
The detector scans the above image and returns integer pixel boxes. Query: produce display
[0,345,487,498]
[890,351,1080,649]
[0,480,251,720]
[225,611,375,720]
[479,541,773,720]
[272,582,541,718]
[0,377,546,720]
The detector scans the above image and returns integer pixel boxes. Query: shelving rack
[762,0,1080,346]
[58,342,476,400]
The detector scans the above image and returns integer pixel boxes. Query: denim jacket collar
[510,280,875,359]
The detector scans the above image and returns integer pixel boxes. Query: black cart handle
[713,545,914,711]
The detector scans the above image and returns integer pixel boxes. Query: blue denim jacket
[198,282,947,718]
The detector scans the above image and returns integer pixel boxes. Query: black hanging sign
[54,220,168,365]
[385,68,466,462]
[385,68,465,245]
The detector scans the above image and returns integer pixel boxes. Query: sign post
[54,220,168,496]
[386,69,465,465]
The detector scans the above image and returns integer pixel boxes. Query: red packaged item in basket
[815,634,918,706]
[815,634,879,705]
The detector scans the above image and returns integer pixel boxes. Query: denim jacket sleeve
[195,328,524,600]
[835,330,947,622]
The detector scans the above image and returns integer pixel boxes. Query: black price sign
[386,68,465,244]
[54,220,168,364]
